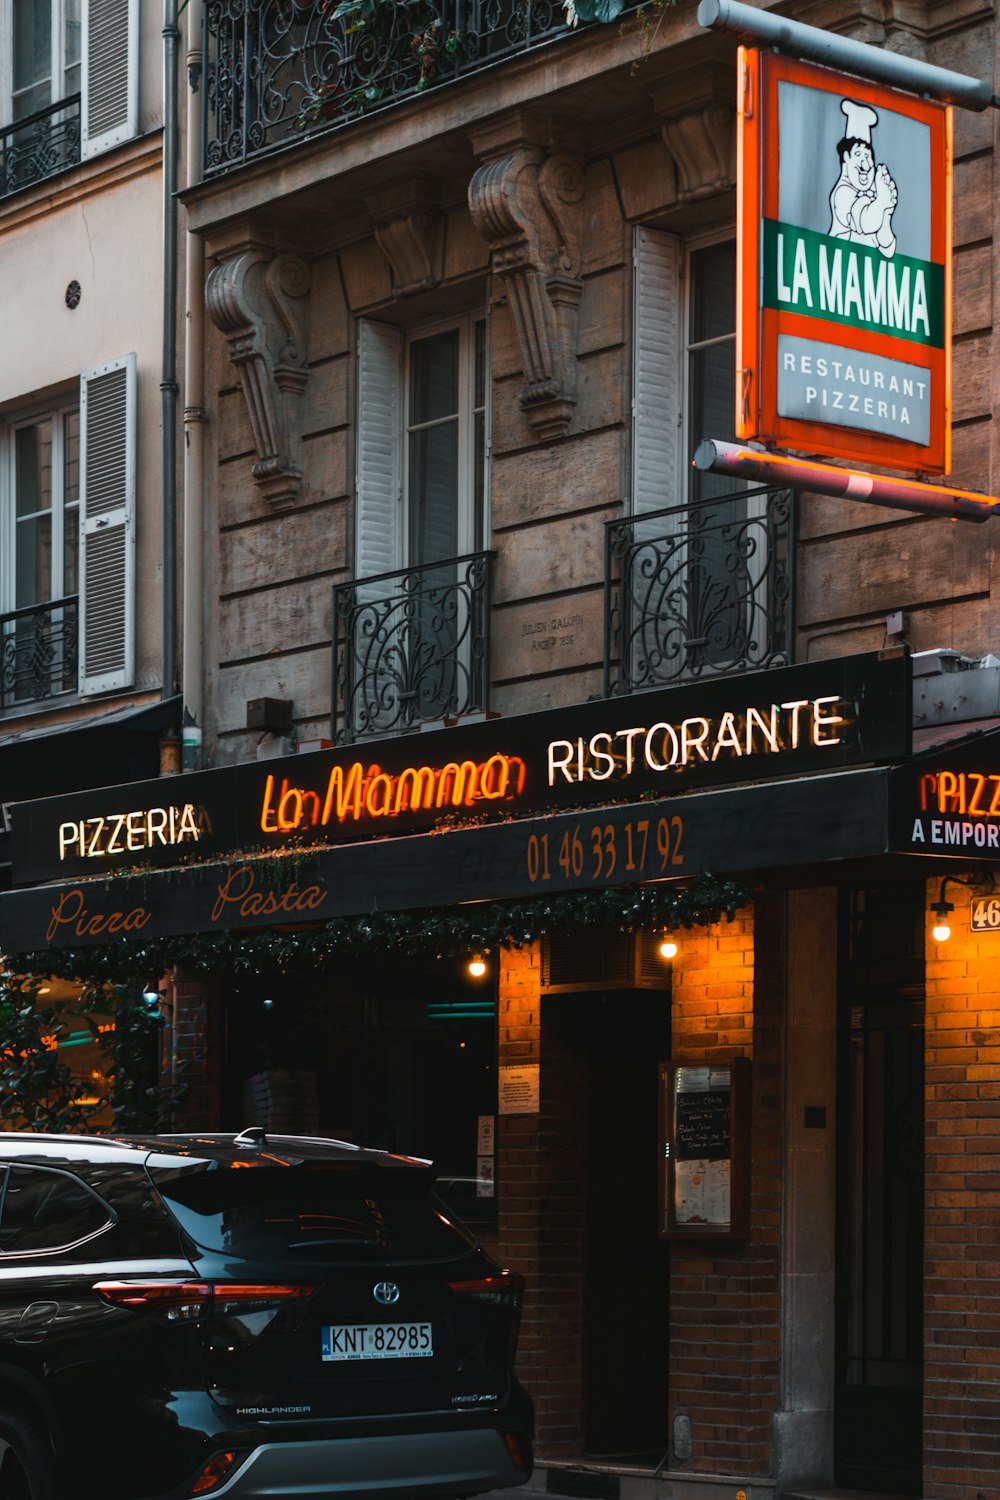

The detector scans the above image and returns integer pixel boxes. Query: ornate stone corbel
[659,104,736,203]
[650,65,737,204]
[206,251,311,509]
[468,140,585,442]
[368,179,444,298]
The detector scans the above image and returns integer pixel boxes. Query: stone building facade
[3,2,1000,1500]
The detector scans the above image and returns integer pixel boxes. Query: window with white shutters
[632,225,681,517]
[355,313,486,583]
[347,312,488,737]
[6,0,81,124]
[0,394,80,707]
[1,1,137,186]
[355,319,403,587]
[81,0,137,159]
[627,229,773,683]
[79,353,135,696]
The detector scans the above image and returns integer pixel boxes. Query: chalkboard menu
[659,1058,750,1239]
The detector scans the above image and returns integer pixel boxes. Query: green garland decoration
[10,873,750,984]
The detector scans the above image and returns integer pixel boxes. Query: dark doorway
[543,990,671,1461]
[836,885,924,1494]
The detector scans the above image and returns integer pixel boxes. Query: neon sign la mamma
[260,753,526,833]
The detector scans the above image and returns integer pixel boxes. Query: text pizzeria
[782,349,925,428]
[59,804,204,862]
[547,696,848,785]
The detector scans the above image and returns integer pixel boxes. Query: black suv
[0,1129,533,1500]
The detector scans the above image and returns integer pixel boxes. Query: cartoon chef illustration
[829,98,898,258]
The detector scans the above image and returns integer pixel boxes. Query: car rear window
[0,1165,113,1253]
[148,1164,477,1263]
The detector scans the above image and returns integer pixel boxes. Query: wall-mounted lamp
[930,869,996,943]
[930,897,953,943]
[659,934,679,960]
[467,953,488,979]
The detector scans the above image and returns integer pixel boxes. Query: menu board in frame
[659,1058,751,1240]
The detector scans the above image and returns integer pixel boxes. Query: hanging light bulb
[931,900,953,943]
[468,953,487,978]
[659,934,678,960]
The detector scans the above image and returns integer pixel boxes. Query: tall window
[2,401,79,704]
[623,227,789,688]
[12,404,80,611]
[406,318,486,567]
[2,0,139,197]
[2,356,136,710]
[342,312,490,738]
[11,0,82,122]
[686,239,738,503]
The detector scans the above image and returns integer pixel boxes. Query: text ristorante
[547,697,847,786]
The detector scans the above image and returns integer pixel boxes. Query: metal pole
[693,440,999,523]
[162,0,180,708]
[182,0,206,771]
[697,0,999,111]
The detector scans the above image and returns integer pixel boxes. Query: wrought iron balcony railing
[332,550,494,741]
[604,486,795,696]
[204,0,586,176]
[1,597,79,710]
[0,96,81,201]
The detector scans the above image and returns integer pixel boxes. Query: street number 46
[971,896,1000,931]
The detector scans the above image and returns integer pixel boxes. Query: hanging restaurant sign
[891,725,1000,857]
[737,48,952,473]
[10,652,910,886]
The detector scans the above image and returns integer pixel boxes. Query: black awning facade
[0,766,892,955]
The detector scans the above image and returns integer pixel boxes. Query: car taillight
[94,1281,315,1321]
[503,1432,530,1471]
[189,1450,245,1495]
[447,1270,524,1307]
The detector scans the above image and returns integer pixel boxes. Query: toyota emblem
[373,1281,400,1306]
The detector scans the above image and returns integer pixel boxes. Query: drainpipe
[162,0,180,721]
[182,0,206,771]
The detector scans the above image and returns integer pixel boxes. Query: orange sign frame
[737,48,952,474]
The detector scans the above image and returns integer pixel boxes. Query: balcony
[0,97,81,201]
[604,486,794,696]
[1,598,79,710]
[204,0,583,177]
[332,550,494,741]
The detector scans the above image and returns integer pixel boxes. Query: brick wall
[667,902,782,1479]
[497,945,548,1430]
[924,875,1000,1500]
[496,943,593,1455]
[497,911,782,1475]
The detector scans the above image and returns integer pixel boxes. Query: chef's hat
[840,99,878,143]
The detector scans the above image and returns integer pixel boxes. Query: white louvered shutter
[632,225,682,516]
[356,319,403,586]
[79,355,136,696]
[81,0,139,160]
